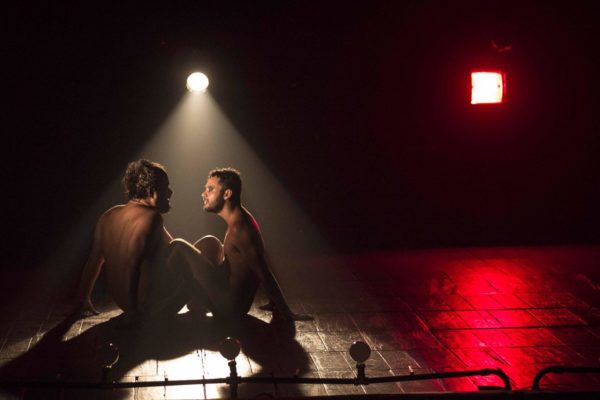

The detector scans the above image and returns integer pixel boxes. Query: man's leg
[194,235,224,265]
[185,235,225,314]
[133,257,189,322]
[168,237,233,317]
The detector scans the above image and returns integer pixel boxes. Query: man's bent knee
[194,235,224,266]
[167,238,197,267]
[169,238,194,249]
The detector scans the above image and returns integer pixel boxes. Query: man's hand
[272,308,314,322]
[72,298,100,318]
[284,312,314,321]
[261,301,314,321]
[258,301,276,312]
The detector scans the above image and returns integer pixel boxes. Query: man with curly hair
[74,160,204,322]
[73,160,309,323]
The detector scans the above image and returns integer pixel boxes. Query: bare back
[97,203,169,312]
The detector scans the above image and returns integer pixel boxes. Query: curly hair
[208,167,242,206]
[121,159,167,200]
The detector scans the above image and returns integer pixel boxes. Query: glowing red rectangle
[471,71,505,104]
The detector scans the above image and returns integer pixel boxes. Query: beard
[203,196,225,213]
[156,197,171,214]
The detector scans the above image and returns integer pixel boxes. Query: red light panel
[471,71,505,104]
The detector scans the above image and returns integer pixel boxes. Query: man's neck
[218,203,242,227]
[128,198,154,208]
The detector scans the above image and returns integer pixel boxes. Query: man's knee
[168,238,190,256]
[194,235,224,266]
[170,238,191,248]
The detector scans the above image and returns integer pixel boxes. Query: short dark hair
[208,167,242,205]
[122,159,168,200]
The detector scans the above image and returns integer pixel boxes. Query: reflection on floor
[0,245,599,399]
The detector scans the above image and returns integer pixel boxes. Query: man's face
[153,173,173,214]
[202,176,225,213]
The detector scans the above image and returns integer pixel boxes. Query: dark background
[4,1,600,268]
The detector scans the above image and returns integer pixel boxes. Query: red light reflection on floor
[347,247,600,390]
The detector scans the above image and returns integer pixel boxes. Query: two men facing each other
[74,160,311,324]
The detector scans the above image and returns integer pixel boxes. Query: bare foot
[258,302,276,311]
[72,299,100,319]
[111,312,142,329]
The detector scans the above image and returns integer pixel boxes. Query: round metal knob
[349,341,371,364]
[219,337,241,360]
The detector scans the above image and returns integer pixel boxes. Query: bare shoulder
[128,204,163,229]
[95,205,124,231]
[100,204,162,234]
[234,208,264,251]
[241,207,261,233]
[227,220,252,247]
[101,204,124,219]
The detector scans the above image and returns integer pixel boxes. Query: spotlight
[186,72,209,92]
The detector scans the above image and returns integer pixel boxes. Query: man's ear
[223,188,233,201]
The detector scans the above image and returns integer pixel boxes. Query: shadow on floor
[0,311,310,399]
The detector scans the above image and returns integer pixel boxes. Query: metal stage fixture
[1,338,599,398]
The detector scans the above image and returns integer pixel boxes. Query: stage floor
[1,245,599,399]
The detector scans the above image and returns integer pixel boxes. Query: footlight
[349,341,371,383]
[219,337,241,398]
[186,72,210,92]
[349,341,371,364]
[219,337,241,361]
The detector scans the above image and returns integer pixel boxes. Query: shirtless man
[74,160,191,320]
[169,168,312,321]
[74,161,308,322]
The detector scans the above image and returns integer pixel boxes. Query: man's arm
[73,217,105,317]
[236,232,313,321]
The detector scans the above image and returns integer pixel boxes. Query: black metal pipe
[532,366,600,390]
[228,359,239,399]
[356,363,367,385]
[0,367,511,391]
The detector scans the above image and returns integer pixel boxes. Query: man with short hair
[169,167,312,321]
